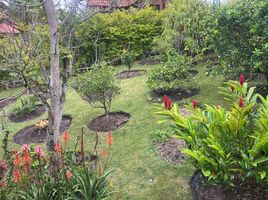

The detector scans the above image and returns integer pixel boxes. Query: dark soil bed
[116,70,146,79]
[8,105,46,122]
[155,138,186,165]
[0,97,17,108]
[150,88,199,102]
[89,111,130,132]
[13,115,72,144]
[138,58,160,65]
[190,171,268,200]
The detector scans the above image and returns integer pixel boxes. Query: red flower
[231,86,234,92]
[101,147,106,159]
[13,152,21,166]
[163,95,168,108]
[55,141,62,154]
[107,132,113,146]
[163,95,172,110]
[0,181,7,189]
[240,74,245,86]
[34,146,45,158]
[0,160,8,171]
[63,131,69,143]
[193,99,197,109]
[239,97,244,108]
[66,171,73,179]
[13,168,21,183]
[23,150,31,173]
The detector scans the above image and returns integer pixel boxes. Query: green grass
[0,61,225,200]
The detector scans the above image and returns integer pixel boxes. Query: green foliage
[121,50,135,71]
[155,0,208,60]
[207,0,268,79]
[11,95,39,117]
[75,7,162,67]
[156,80,268,186]
[147,54,195,92]
[73,63,120,114]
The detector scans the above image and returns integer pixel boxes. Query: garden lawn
[0,61,225,200]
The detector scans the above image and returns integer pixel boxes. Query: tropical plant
[11,96,39,117]
[147,54,195,93]
[155,76,268,186]
[73,63,120,114]
[121,50,135,71]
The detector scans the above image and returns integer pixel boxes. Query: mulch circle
[88,111,130,132]
[155,138,187,165]
[190,171,268,200]
[8,104,46,123]
[13,115,72,144]
[116,70,147,79]
[149,88,200,102]
[0,98,17,108]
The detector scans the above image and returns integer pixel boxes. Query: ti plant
[155,76,268,186]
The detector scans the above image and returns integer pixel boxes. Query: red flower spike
[55,141,62,154]
[167,98,172,110]
[193,99,197,109]
[63,131,69,143]
[240,74,245,86]
[13,168,21,183]
[163,95,168,109]
[239,97,244,108]
[101,147,106,159]
[13,152,21,166]
[23,150,31,173]
[66,171,73,179]
[98,161,102,177]
[107,132,113,146]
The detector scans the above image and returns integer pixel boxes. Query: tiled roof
[88,0,137,7]
[0,22,20,34]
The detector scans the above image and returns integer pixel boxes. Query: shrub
[121,50,135,71]
[147,54,195,93]
[73,63,120,114]
[155,78,268,186]
[11,95,39,117]
[74,7,162,67]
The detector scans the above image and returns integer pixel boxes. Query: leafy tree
[121,49,135,71]
[74,63,120,114]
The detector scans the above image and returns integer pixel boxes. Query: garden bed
[0,97,17,108]
[13,115,72,144]
[8,104,46,122]
[150,88,199,102]
[155,138,186,165]
[116,70,147,79]
[190,171,268,200]
[89,111,130,132]
[138,58,160,65]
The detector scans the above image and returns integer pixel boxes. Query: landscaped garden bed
[116,70,146,79]
[89,111,130,132]
[13,115,72,144]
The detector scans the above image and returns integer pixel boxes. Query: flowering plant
[156,76,268,186]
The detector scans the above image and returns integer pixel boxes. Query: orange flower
[101,147,106,159]
[13,168,21,183]
[63,131,69,143]
[98,161,102,177]
[107,132,113,146]
[66,171,73,179]
[13,152,21,166]
[55,141,62,154]
[23,150,31,173]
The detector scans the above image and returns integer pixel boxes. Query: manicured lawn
[0,61,224,199]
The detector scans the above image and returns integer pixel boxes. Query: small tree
[121,49,135,71]
[74,63,120,114]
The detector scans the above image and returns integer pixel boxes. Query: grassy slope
[0,62,224,200]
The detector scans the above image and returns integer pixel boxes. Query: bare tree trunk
[42,0,62,151]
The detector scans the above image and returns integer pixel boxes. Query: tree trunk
[42,0,62,151]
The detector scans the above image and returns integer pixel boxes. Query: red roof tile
[88,0,137,7]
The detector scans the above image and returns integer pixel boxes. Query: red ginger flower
[193,99,197,109]
[107,132,113,146]
[240,74,245,86]
[239,97,244,108]
[66,171,73,179]
[164,95,172,110]
[13,168,21,183]
[34,146,45,158]
[101,147,106,159]
[55,141,62,154]
[163,95,168,108]
[63,131,69,143]
[21,144,30,151]
[0,160,8,170]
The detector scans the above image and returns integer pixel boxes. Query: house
[87,0,167,10]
